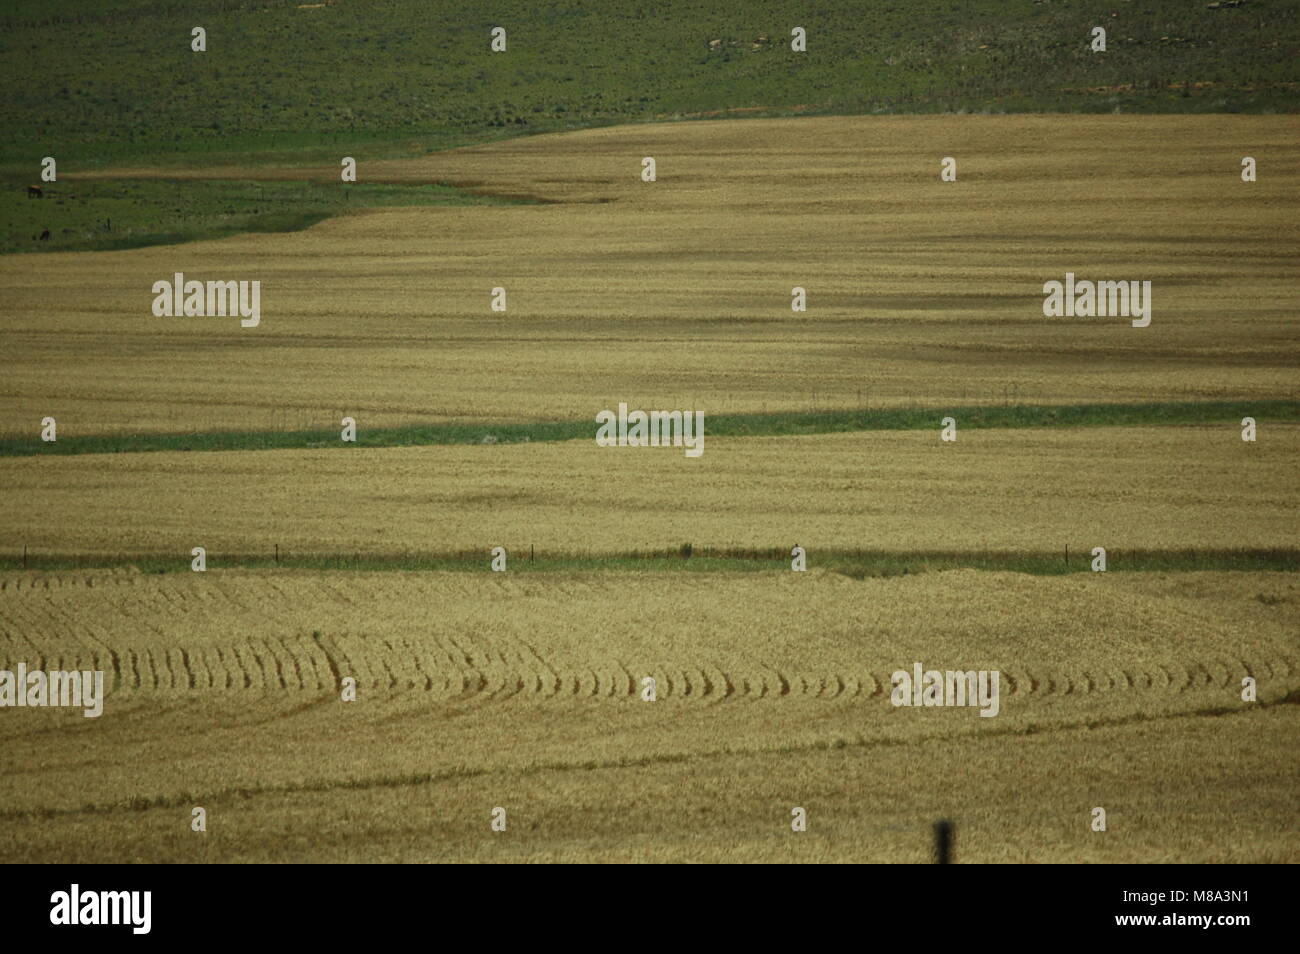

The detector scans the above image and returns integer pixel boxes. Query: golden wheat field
[2,115,1298,436]
[1,569,1295,863]
[0,425,1294,558]
[2,113,1297,866]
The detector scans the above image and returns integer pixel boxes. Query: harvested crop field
[1,569,1296,863]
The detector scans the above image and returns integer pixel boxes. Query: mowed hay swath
[0,569,1295,863]
[2,115,1297,437]
[0,425,1294,558]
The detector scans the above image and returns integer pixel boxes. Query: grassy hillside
[2,0,1296,173]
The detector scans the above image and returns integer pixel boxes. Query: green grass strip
[2,178,535,256]
[1,547,1296,576]
[2,400,1295,457]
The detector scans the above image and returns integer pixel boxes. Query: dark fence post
[934,819,954,864]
